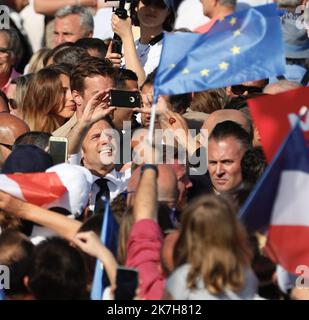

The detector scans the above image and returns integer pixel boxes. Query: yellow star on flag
[169,64,176,69]
[231,46,241,55]
[182,68,190,75]
[201,69,210,76]
[230,17,237,26]
[233,29,241,37]
[219,62,229,71]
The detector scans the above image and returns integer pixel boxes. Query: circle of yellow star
[201,69,210,76]
[230,17,237,26]
[219,62,229,71]
[231,46,241,55]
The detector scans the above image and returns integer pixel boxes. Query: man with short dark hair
[208,120,252,194]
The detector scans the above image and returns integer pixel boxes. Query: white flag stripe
[271,171,309,226]
[0,175,25,200]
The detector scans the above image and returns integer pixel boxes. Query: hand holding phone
[114,266,139,300]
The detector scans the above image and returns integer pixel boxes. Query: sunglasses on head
[140,0,167,9]
[231,85,263,95]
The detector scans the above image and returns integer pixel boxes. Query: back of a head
[75,37,108,59]
[203,109,253,139]
[263,80,302,94]
[277,0,302,8]
[55,5,94,36]
[0,230,34,298]
[191,89,228,114]
[174,194,252,293]
[52,46,90,66]
[14,131,51,151]
[219,0,237,8]
[28,237,88,300]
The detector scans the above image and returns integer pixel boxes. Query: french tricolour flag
[0,172,67,207]
[239,124,309,274]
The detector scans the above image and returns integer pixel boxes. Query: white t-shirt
[135,37,163,76]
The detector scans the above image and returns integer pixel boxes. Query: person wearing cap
[111,0,176,87]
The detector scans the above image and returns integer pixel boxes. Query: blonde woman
[165,195,258,300]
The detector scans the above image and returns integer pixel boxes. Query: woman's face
[137,0,170,29]
[57,74,76,119]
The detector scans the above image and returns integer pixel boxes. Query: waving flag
[248,86,309,163]
[91,200,119,300]
[239,124,309,274]
[153,4,285,100]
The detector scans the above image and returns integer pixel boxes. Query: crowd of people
[0,0,309,300]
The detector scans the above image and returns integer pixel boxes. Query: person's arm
[73,231,118,287]
[34,0,97,16]
[0,191,81,240]
[68,89,115,155]
[111,14,146,87]
[133,144,158,222]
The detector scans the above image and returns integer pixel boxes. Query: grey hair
[277,0,302,7]
[0,28,22,62]
[55,5,94,35]
[219,0,237,8]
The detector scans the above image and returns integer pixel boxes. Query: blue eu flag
[154,4,285,100]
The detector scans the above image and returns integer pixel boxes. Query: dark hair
[140,68,157,89]
[169,93,191,114]
[14,131,52,151]
[28,237,88,300]
[209,120,252,151]
[43,42,75,66]
[115,68,138,89]
[70,56,115,95]
[0,230,34,297]
[130,0,175,32]
[46,62,72,77]
[52,46,90,66]
[75,37,108,59]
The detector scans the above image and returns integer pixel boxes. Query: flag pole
[147,101,157,146]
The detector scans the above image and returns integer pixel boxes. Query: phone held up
[114,266,139,300]
[109,89,141,108]
[48,136,68,165]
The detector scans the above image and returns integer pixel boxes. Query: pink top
[194,18,217,33]
[1,68,20,95]
[125,219,165,300]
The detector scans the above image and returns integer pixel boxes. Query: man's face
[200,0,215,18]
[0,32,14,78]
[54,14,91,47]
[74,75,114,116]
[141,84,160,128]
[82,120,116,174]
[208,136,246,193]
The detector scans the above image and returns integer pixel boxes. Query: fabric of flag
[91,200,119,300]
[239,124,309,274]
[153,4,285,100]
[248,86,309,163]
[0,164,93,218]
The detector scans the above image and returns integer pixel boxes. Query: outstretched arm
[0,191,81,241]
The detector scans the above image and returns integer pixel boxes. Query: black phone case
[109,90,141,108]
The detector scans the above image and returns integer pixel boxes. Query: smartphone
[48,137,68,165]
[114,266,139,300]
[109,89,141,108]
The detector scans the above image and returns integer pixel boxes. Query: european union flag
[154,4,285,100]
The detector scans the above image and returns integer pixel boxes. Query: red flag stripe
[5,172,67,207]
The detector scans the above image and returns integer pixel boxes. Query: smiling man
[208,120,252,195]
